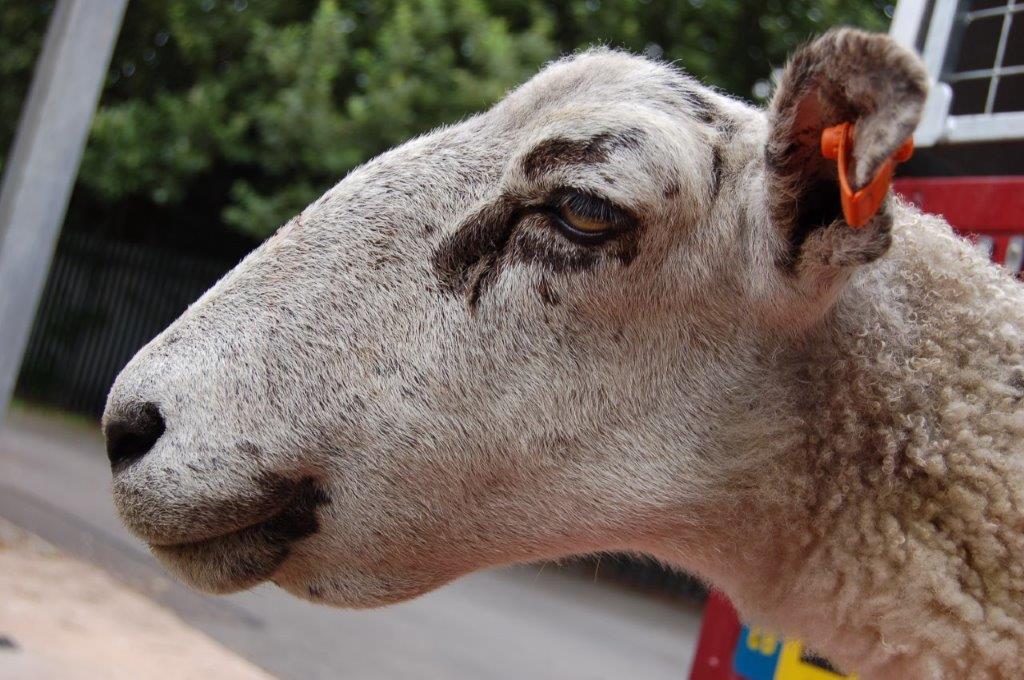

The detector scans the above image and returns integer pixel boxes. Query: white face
[104,32,927,607]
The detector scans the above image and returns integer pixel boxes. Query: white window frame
[890,0,1024,145]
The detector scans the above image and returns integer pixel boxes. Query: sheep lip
[146,508,287,549]
[150,477,328,544]
[122,475,329,548]
[146,479,330,594]
[150,476,328,548]
[135,491,294,547]
[148,513,294,594]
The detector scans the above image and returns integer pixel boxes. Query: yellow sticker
[775,640,855,680]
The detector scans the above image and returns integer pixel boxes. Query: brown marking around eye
[433,201,643,311]
[509,214,641,274]
[432,196,518,299]
[521,128,645,180]
[509,222,601,274]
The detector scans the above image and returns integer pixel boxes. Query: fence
[15,231,233,417]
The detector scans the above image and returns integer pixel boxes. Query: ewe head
[104,29,926,606]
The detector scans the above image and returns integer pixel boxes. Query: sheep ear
[765,29,927,270]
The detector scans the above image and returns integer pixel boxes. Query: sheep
[103,28,1024,678]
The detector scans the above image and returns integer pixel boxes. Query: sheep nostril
[104,402,166,471]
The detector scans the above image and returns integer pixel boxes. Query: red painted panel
[895,176,1024,275]
[894,177,1024,232]
[689,592,742,680]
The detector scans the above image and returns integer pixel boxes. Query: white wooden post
[0,0,127,426]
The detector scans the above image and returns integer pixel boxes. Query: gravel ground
[0,517,271,680]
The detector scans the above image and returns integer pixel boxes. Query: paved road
[0,408,702,679]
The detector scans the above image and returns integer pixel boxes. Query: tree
[0,0,889,248]
[0,2,55,174]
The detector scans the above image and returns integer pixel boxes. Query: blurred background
[8,1,1009,679]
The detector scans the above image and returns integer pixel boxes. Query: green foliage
[543,0,888,96]
[1,0,890,243]
[0,2,55,176]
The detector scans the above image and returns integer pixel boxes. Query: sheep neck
[667,210,1024,678]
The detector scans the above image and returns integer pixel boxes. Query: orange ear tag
[820,122,913,228]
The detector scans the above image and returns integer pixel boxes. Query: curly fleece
[706,204,1024,679]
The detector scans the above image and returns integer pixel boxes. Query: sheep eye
[558,203,609,233]
[547,190,628,244]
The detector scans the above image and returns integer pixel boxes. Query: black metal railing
[15,231,232,416]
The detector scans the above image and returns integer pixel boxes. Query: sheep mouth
[148,478,330,593]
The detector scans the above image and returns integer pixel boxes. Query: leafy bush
[1,0,888,245]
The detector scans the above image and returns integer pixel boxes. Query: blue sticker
[732,626,782,680]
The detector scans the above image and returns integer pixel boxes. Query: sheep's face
[104,31,926,606]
